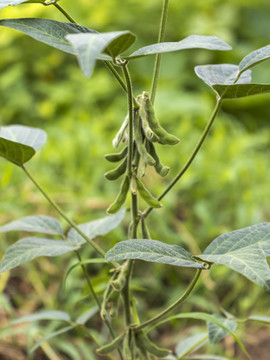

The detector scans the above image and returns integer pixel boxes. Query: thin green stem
[53,3,76,23]
[150,0,170,104]
[22,166,106,258]
[136,269,202,331]
[143,98,223,218]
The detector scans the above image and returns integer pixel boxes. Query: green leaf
[207,315,237,344]
[248,315,270,325]
[175,332,208,358]
[213,83,270,99]
[104,31,136,58]
[105,239,204,268]
[239,45,270,74]
[67,209,125,245]
[75,306,99,325]
[31,325,75,352]
[11,310,71,325]
[0,215,64,235]
[66,31,135,77]
[0,0,42,9]
[0,237,78,273]
[0,125,46,166]
[0,18,96,54]
[126,35,231,60]
[196,223,270,292]
[150,312,250,360]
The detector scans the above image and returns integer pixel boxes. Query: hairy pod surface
[104,158,127,181]
[113,115,129,148]
[107,175,130,214]
[135,177,162,208]
[105,146,128,162]
[147,141,170,177]
[135,331,172,358]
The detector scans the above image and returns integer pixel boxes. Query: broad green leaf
[126,35,231,60]
[0,215,64,235]
[248,315,270,324]
[213,83,270,99]
[0,0,43,9]
[75,306,99,325]
[149,312,250,359]
[11,311,71,325]
[0,125,46,166]
[0,18,96,54]
[105,239,204,268]
[0,237,79,273]
[207,315,237,344]
[104,31,136,58]
[175,332,208,358]
[31,325,75,352]
[239,45,270,74]
[67,209,125,245]
[66,31,135,77]
[196,223,270,292]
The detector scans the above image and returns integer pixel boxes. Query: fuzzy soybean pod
[137,95,157,142]
[107,175,130,214]
[134,111,156,166]
[113,115,129,148]
[135,177,162,208]
[147,141,170,177]
[96,332,125,355]
[104,158,127,181]
[105,146,128,162]
[142,91,180,145]
[135,331,172,358]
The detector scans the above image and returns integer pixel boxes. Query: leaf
[149,312,250,360]
[105,239,204,268]
[239,44,270,74]
[0,237,79,273]
[0,215,64,235]
[175,332,208,358]
[31,325,75,352]
[207,315,237,344]
[66,31,135,77]
[0,0,42,9]
[196,223,270,292]
[213,83,270,99]
[104,31,136,58]
[67,209,125,246]
[248,315,270,325]
[0,125,46,166]
[75,306,99,325]
[11,310,71,325]
[0,18,96,54]
[126,35,231,60]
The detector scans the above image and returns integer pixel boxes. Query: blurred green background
[0,0,270,359]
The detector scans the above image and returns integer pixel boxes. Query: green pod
[135,332,172,358]
[105,146,128,162]
[113,115,129,148]
[107,175,130,214]
[104,158,127,181]
[137,94,158,142]
[135,177,162,208]
[111,270,126,292]
[147,141,170,177]
[134,111,156,166]
[96,332,125,355]
[142,92,180,145]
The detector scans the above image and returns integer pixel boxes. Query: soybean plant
[1,0,270,359]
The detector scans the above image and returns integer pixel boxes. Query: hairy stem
[143,98,223,218]
[53,3,77,23]
[150,0,170,103]
[136,269,202,331]
[22,166,106,258]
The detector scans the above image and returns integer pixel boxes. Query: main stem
[136,269,202,331]
[143,98,223,218]
[150,0,170,104]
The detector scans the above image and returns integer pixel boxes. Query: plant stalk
[135,268,202,331]
[143,98,223,218]
[150,0,170,104]
[53,3,77,23]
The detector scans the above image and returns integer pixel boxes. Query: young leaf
[31,325,75,352]
[105,239,204,268]
[0,215,64,235]
[0,125,46,166]
[11,310,71,325]
[239,44,270,75]
[175,332,208,358]
[207,315,237,344]
[67,209,125,245]
[0,0,42,9]
[66,31,135,77]
[126,35,231,60]
[196,223,270,292]
[0,237,79,273]
[0,18,96,54]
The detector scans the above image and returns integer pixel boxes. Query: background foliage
[0,0,270,359]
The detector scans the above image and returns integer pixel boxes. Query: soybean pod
[135,177,162,208]
[137,95,156,141]
[96,332,125,355]
[105,146,128,162]
[107,175,130,214]
[113,115,129,148]
[135,331,172,358]
[142,91,180,145]
[133,111,156,166]
[104,158,127,181]
[147,141,170,177]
